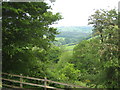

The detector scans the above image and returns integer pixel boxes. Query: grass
[65,45,75,50]
[55,37,65,40]
[61,44,76,51]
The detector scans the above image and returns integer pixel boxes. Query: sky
[47,0,119,27]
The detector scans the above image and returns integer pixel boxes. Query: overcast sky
[48,0,119,27]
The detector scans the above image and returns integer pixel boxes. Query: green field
[55,37,65,40]
[60,43,77,51]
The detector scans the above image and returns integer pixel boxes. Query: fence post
[20,74,23,88]
[44,77,47,90]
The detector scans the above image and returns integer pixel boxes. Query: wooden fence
[1,72,86,89]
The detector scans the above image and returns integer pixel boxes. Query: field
[62,44,76,51]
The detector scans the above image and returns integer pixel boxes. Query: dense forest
[2,1,120,89]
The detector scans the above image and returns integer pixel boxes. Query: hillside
[53,26,93,46]
[57,26,93,32]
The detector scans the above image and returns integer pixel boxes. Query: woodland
[2,1,120,88]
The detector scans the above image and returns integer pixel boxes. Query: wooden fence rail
[1,72,86,89]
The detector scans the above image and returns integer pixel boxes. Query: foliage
[2,2,119,89]
[88,9,119,88]
[47,62,80,84]
[46,49,82,87]
[2,2,62,76]
[46,44,61,63]
[73,38,100,87]
[72,9,119,88]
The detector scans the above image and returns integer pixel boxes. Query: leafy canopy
[2,2,62,75]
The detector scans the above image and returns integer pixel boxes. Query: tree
[46,44,61,63]
[88,9,119,88]
[2,2,62,76]
[73,38,101,87]
[72,9,119,88]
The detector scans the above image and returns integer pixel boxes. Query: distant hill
[53,26,93,46]
[56,26,93,38]
[57,26,93,33]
